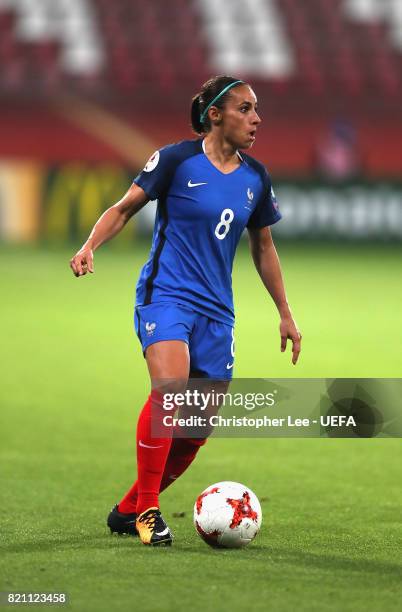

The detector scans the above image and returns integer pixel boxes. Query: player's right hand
[70,246,94,277]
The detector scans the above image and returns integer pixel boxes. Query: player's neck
[203,134,241,173]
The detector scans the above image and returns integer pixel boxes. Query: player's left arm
[248,226,302,365]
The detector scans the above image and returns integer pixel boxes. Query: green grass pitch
[1,241,402,611]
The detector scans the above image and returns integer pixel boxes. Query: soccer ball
[193,481,262,548]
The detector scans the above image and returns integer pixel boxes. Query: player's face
[220,85,261,149]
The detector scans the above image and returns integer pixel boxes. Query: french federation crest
[145,321,157,336]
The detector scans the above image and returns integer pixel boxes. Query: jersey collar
[201,138,244,162]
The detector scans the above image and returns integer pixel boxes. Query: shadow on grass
[4,534,402,580]
[172,541,402,579]
[269,546,402,579]
[3,531,268,557]
[2,532,140,554]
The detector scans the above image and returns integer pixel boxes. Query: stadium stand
[0,0,401,103]
[0,0,104,93]
[0,0,401,175]
[97,0,209,93]
[196,0,294,78]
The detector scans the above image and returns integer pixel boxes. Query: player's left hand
[279,316,302,365]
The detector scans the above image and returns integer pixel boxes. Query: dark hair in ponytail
[191,94,204,134]
[190,75,246,134]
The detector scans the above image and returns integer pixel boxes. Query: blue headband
[199,80,244,124]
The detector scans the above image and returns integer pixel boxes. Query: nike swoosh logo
[139,440,164,449]
[155,527,169,536]
[226,362,234,370]
[188,180,207,187]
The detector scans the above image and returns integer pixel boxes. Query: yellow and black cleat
[136,507,173,546]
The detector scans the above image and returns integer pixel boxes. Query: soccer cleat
[107,504,138,536]
[136,507,173,546]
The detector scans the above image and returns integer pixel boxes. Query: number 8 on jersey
[215,209,234,240]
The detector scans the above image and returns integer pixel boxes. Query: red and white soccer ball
[194,481,262,548]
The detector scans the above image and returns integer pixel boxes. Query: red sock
[119,390,173,516]
[159,436,207,491]
[118,432,207,514]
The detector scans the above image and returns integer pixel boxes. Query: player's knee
[153,378,188,397]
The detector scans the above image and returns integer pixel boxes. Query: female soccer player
[70,76,301,546]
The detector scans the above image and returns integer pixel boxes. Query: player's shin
[135,389,175,515]
[118,435,207,514]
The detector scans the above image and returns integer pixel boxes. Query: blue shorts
[134,302,235,380]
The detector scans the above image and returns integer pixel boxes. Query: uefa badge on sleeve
[144,150,160,172]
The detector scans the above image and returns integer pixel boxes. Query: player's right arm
[69,183,148,277]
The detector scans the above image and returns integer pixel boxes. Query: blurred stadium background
[1,0,402,243]
[2,4,402,610]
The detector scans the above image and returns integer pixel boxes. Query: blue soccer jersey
[133,138,281,325]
